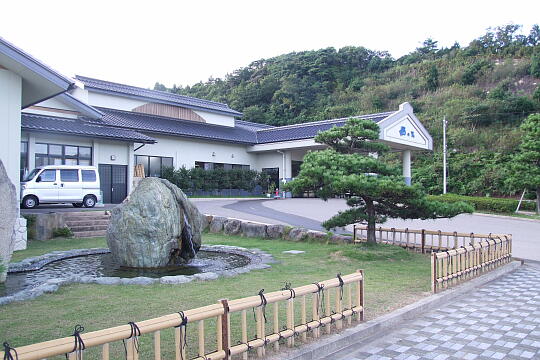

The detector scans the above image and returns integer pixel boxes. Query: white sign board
[384,116,429,149]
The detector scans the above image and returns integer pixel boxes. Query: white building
[3,37,433,210]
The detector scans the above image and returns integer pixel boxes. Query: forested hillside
[156,24,540,197]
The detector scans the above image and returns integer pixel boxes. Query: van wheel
[72,203,83,208]
[22,195,39,209]
[83,195,97,208]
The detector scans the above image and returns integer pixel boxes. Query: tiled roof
[75,75,243,117]
[22,113,155,143]
[98,108,259,144]
[255,112,395,143]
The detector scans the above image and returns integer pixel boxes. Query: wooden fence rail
[1,271,365,360]
[353,225,512,253]
[432,237,512,293]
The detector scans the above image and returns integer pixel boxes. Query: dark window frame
[34,142,92,167]
[135,155,174,177]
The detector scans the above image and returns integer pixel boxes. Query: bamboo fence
[1,271,365,360]
[353,225,512,253]
[432,237,512,293]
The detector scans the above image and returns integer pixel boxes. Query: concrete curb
[473,212,540,223]
[267,261,522,360]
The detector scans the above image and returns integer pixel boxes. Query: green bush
[52,227,73,238]
[162,167,269,194]
[427,194,536,213]
[22,214,36,241]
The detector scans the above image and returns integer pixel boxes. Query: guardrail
[431,237,512,293]
[1,271,365,360]
[353,225,512,253]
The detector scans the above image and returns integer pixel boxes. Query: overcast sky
[1,1,539,89]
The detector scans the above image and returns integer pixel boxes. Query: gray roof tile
[255,112,395,143]
[99,108,259,144]
[22,113,155,143]
[75,75,243,117]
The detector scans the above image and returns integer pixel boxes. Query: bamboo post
[312,292,320,338]
[241,310,248,360]
[68,351,80,360]
[453,231,458,249]
[126,338,135,360]
[287,296,295,347]
[256,307,265,357]
[175,326,185,360]
[353,224,356,242]
[273,302,280,351]
[357,269,364,321]
[325,288,331,334]
[405,228,410,248]
[217,311,223,357]
[392,228,396,245]
[220,299,230,360]
[347,284,353,325]
[154,331,161,360]
[431,253,436,293]
[102,343,109,360]
[336,287,343,330]
[198,321,205,358]
[421,229,426,254]
[301,295,307,342]
[438,230,442,250]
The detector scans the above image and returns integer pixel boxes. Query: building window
[195,162,250,171]
[292,161,303,178]
[34,143,92,167]
[20,141,28,181]
[135,155,174,177]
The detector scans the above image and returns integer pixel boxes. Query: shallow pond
[1,250,250,297]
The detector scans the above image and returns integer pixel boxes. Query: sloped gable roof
[75,75,243,117]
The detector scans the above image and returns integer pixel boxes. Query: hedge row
[162,167,271,193]
[428,194,537,214]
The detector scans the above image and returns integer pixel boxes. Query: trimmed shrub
[428,194,536,213]
[52,227,73,238]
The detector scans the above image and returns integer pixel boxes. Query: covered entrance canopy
[247,103,432,186]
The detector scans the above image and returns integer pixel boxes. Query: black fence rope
[3,342,18,360]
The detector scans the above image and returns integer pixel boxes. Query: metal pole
[443,116,447,194]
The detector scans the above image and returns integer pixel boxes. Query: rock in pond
[107,178,205,268]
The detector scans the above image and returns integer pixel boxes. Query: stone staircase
[64,211,111,238]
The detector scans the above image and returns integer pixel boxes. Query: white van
[21,165,101,209]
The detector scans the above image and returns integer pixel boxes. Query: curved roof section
[75,75,243,117]
[255,111,395,143]
[22,113,155,143]
[98,108,258,144]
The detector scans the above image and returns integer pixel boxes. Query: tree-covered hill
[156,24,540,197]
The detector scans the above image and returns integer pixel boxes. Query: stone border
[2,245,274,305]
[204,214,352,244]
[265,260,523,360]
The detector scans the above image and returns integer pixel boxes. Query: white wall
[0,69,22,194]
[87,91,146,111]
[193,110,235,127]
[134,135,258,169]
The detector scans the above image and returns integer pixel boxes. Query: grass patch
[2,234,430,358]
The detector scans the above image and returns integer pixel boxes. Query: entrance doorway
[98,164,127,204]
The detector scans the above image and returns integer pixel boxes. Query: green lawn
[1,234,430,359]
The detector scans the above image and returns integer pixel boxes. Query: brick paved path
[334,266,540,360]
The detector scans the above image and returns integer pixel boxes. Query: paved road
[332,265,540,360]
[213,198,540,261]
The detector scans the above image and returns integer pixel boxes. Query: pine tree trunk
[536,188,540,215]
[366,201,377,244]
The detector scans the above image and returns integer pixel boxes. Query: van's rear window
[60,169,79,182]
[82,170,97,182]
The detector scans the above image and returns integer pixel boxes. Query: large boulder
[0,160,17,282]
[107,178,205,268]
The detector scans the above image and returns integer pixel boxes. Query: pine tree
[286,118,473,243]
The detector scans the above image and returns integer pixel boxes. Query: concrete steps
[64,211,111,238]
